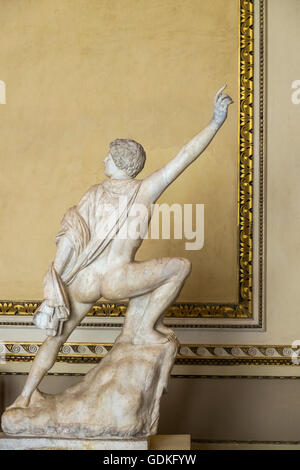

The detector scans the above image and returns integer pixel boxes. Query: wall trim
[192,438,300,450]
[2,372,300,379]
[1,342,298,367]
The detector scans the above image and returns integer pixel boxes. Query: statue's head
[107,139,146,178]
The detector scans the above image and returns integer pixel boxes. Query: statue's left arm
[143,86,233,202]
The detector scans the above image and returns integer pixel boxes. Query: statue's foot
[6,394,30,409]
[133,330,169,345]
[156,324,176,339]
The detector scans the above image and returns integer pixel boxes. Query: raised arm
[143,86,233,202]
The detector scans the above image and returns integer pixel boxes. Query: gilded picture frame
[0,0,264,330]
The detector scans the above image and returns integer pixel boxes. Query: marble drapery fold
[33,179,142,336]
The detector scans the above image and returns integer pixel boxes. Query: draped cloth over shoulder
[33,179,142,336]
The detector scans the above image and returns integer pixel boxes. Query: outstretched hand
[213,85,234,127]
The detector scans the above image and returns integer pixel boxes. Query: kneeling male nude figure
[11,86,233,408]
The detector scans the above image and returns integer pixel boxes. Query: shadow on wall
[159,377,300,441]
[159,378,255,440]
[158,377,246,438]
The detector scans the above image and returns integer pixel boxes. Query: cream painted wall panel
[0,0,238,303]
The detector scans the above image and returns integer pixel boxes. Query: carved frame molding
[0,0,264,329]
[0,342,298,368]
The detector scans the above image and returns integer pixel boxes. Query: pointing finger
[214,84,227,104]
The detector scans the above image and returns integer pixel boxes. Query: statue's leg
[132,273,188,344]
[154,308,175,337]
[118,293,179,343]
[9,297,93,409]
[102,257,191,344]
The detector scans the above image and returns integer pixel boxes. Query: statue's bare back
[71,178,182,305]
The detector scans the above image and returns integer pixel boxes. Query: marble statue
[1,86,232,439]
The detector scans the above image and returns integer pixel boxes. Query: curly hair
[109,138,146,178]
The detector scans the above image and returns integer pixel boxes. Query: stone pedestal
[0,433,191,450]
[2,339,177,439]
[0,433,148,450]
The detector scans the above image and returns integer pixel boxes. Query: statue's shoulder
[86,182,103,193]
[76,183,103,211]
[81,183,103,198]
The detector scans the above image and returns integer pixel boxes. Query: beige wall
[265,0,300,340]
[0,0,238,304]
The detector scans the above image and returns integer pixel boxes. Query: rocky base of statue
[1,336,178,438]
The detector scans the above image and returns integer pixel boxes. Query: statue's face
[104,153,118,177]
[104,153,128,179]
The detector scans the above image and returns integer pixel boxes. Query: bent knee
[177,257,192,279]
[165,257,191,281]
